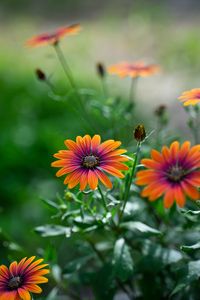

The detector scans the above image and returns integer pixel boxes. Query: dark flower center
[8,276,21,290]
[167,165,186,182]
[82,155,99,169]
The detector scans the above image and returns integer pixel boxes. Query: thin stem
[98,185,108,213]
[101,77,108,99]
[129,77,137,103]
[53,43,77,90]
[119,142,141,222]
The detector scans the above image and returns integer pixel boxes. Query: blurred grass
[1,5,200,259]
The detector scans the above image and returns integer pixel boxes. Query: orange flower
[108,61,159,78]
[0,256,49,300]
[178,89,200,106]
[51,134,129,191]
[26,23,81,47]
[136,141,200,208]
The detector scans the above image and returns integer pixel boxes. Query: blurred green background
[1,0,200,261]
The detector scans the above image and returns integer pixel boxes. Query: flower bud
[134,124,146,142]
[154,105,166,117]
[35,69,46,81]
[96,62,106,78]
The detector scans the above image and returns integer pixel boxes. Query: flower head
[136,141,200,208]
[0,256,49,300]
[108,61,159,78]
[51,134,129,191]
[178,89,200,106]
[26,24,81,47]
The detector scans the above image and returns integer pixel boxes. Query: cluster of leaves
[35,168,200,300]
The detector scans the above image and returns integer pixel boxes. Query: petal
[163,189,175,208]
[95,169,112,189]
[181,181,199,200]
[91,135,101,152]
[79,171,88,191]
[100,165,124,178]
[23,284,42,294]
[151,149,164,163]
[17,288,31,300]
[174,186,185,207]
[88,170,98,190]
[9,261,18,277]
[67,170,83,189]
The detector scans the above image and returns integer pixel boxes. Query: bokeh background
[1,0,200,272]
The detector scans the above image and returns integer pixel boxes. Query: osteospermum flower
[108,61,159,78]
[0,256,49,300]
[178,88,200,106]
[136,141,200,208]
[51,134,129,190]
[26,23,81,47]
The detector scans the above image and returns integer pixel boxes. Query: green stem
[98,186,108,213]
[53,43,77,91]
[101,77,108,99]
[129,77,137,103]
[119,142,141,222]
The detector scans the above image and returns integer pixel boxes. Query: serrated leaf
[121,221,161,236]
[181,242,200,253]
[113,238,134,282]
[35,225,71,237]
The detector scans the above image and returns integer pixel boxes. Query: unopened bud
[134,124,146,142]
[154,105,166,117]
[36,69,46,81]
[96,62,106,78]
[65,191,74,202]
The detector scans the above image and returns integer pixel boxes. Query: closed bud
[96,62,106,78]
[35,69,46,81]
[134,124,146,142]
[154,105,166,117]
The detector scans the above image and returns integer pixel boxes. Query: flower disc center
[83,155,99,168]
[8,276,21,289]
[167,165,185,182]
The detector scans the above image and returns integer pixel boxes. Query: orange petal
[18,288,31,300]
[95,169,112,189]
[88,170,98,190]
[163,189,175,208]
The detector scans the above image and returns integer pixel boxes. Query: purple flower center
[82,155,99,168]
[8,276,21,290]
[167,165,186,182]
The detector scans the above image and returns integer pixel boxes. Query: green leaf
[64,255,92,274]
[35,225,71,237]
[188,260,200,279]
[121,221,162,236]
[42,198,60,210]
[181,242,200,253]
[113,238,134,282]
[171,260,200,297]
[138,241,183,273]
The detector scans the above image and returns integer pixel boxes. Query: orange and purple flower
[178,88,200,106]
[108,61,159,78]
[0,256,49,300]
[51,134,129,191]
[26,24,81,47]
[136,141,200,208]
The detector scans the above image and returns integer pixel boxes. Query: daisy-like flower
[51,134,129,191]
[0,256,49,300]
[26,23,81,47]
[108,61,159,78]
[178,88,200,106]
[136,141,200,208]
